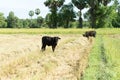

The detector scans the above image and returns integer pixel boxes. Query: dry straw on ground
[0,34,93,80]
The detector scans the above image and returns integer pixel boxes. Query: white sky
[0,0,76,19]
[0,0,119,19]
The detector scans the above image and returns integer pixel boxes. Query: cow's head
[53,37,61,45]
[83,34,86,37]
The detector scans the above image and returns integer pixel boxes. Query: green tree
[59,3,76,28]
[96,0,118,28]
[44,0,65,28]
[45,13,52,28]
[72,0,86,28]
[37,16,43,27]
[85,0,112,28]
[112,0,120,28]
[14,17,22,28]
[17,19,24,28]
[22,19,30,28]
[7,11,14,28]
[113,13,120,28]
[57,12,64,27]
[29,19,38,28]
[0,12,7,28]
[7,11,19,28]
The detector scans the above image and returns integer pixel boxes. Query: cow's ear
[83,34,85,37]
[58,37,61,39]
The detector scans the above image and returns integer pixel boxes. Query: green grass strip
[81,36,101,80]
[103,36,120,80]
[81,35,116,80]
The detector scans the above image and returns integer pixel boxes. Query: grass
[0,28,89,34]
[103,36,120,80]
[96,28,120,35]
[81,34,120,80]
[0,28,119,34]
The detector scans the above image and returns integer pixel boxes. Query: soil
[0,34,93,80]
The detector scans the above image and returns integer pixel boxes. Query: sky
[0,0,75,19]
[0,0,119,19]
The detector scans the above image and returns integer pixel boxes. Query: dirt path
[0,34,93,80]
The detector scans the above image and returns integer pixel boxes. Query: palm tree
[44,0,65,28]
[35,8,40,16]
[29,10,34,19]
[59,3,76,28]
[72,0,86,28]
[29,10,34,27]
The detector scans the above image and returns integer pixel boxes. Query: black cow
[83,30,96,39]
[41,36,61,52]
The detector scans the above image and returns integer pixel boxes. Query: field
[0,28,120,80]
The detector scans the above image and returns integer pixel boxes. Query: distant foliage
[0,0,119,28]
[0,12,7,28]
[0,10,44,28]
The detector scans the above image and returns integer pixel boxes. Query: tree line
[0,0,120,28]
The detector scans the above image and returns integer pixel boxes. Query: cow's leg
[41,44,46,51]
[87,36,89,40]
[52,45,56,52]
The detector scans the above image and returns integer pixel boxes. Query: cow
[83,30,96,39]
[41,36,61,52]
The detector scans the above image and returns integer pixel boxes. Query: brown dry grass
[0,34,93,80]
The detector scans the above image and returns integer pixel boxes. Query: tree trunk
[51,8,57,28]
[78,10,83,28]
[90,8,96,28]
[79,16,83,28]
[65,20,69,28]
[91,16,96,28]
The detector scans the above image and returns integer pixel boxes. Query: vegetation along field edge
[0,28,119,34]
